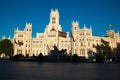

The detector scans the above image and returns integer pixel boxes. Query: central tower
[50,9,59,25]
[45,9,62,33]
[44,8,62,51]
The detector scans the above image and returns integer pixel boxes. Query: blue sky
[0,0,120,39]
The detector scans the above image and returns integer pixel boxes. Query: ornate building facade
[13,9,120,58]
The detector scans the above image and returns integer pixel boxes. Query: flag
[58,31,67,38]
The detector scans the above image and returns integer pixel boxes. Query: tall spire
[16,27,18,31]
[51,8,53,12]
[84,24,86,29]
[90,25,92,29]
[55,8,58,12]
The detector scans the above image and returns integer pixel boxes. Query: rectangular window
[48,35,56,37]
[18,35,23,37]
[29,44,30,47]
[26,50,27,54]
[52,21,56,24]
[52,17,56,20]
[39,36,44,38]
[74,27,76,30]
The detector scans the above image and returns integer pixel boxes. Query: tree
[60,49,67,56]
[49,45,59,56]
[94,38,113,62]
[38,53,44,62]
[116,43,120,61]
[72,54,78,62]
[0,39,13,57]
[13,54,24,61]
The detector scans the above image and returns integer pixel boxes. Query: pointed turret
[84,24,87,29]
[50,8,59,25]
[72,21,79,28]
[90,25,92,29]
[16,27,19,31]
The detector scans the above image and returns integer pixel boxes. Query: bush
[72,54,78,62]
[96,54,104,63]
[13,54,24,61]
[38,53,44,62]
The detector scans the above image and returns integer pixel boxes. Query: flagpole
[57,30,67,62]
[109,24,112,30]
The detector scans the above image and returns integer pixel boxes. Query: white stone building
[13,9,120,58]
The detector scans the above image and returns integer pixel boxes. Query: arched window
[82,49,85,55]
[52,17,56,24]
[74,27,77,30]
[50,28,56,32]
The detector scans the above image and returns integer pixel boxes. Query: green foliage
[38,53,44,62]
[117,43,120,56]
[13,54,24,60]
[72,54,78,62]
[0,39,13,57]
[96,54,104,62]
[94,38,113,62]
[115,43,120,61]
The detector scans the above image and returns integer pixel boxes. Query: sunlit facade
[72,21,120,58]
[13,9,120,58]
